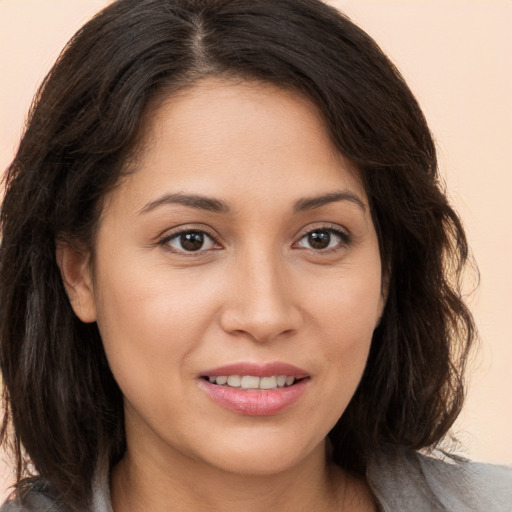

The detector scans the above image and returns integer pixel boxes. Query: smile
[206,375,297,389]
[199,362,310,416]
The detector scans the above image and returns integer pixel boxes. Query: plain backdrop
[1,0,511,500]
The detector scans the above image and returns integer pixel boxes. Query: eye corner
[294,224,352,253]
[158,227,223,255]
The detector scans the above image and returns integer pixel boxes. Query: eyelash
[295,225,352,253]
[157,225,351,255]
[158,227,221,255]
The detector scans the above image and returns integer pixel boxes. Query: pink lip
[200,362,309,379]
[198,362,310,416]
[199,379,308,416]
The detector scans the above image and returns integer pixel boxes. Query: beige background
[1,0,511,499]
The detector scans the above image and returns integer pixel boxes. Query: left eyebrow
[293,191,367,213]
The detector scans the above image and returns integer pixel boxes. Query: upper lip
[200,362,309,379]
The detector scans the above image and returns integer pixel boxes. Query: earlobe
[56,241,97,323]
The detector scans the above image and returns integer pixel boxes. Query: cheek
[304,263,382,386]
[95,252,215,337]
[92,260,246,415]
[309,264,382,337]
[91,263,219,401]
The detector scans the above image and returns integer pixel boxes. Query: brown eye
[307,231,331,249]
[296,228,349,251]
[166,231,216,252]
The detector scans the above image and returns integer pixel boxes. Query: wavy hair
[0,0,475,509]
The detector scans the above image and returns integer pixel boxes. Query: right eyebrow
[137,193,231,215]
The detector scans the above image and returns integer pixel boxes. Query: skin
[59,78,384,511]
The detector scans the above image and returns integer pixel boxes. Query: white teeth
[240,375,260,389]
[259,376,277,389]
[227,375,241,387]
[208,375,297,389]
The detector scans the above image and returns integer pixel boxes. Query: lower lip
[199,379,308,416]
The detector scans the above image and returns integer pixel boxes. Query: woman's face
[65,78,385,476]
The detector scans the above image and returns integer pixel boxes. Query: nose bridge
[220,243,301,342]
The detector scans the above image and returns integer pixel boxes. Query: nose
[219,250,303,343]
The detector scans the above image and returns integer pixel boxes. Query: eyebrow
[138,193,231,215]
[138,190,366,215]
[293,191,366,213]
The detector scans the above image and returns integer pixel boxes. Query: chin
[196,429,325,477]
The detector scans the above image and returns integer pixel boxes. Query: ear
[376,265,390,327]
[56,241,97,323]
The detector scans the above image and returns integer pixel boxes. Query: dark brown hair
[0,0,475,509]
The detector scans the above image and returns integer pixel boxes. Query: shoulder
[367,445,512,512]
[1,480,62,512]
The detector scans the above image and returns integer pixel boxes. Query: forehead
[115,77,366,211]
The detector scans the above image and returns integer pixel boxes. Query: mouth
[198,362,310,415]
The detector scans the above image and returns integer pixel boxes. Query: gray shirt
[2,446,511,511]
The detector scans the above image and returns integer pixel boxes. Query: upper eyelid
[302,225,348,235]
[293,224,353,254]
[158,228,222,255]
[158,224,220,243]
[296,223,351,240]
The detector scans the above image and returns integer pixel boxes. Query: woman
[0,0,510,510]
